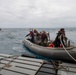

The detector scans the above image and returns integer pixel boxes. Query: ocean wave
[13,47,25,52]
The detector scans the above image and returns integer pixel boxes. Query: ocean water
[0,28,76,58]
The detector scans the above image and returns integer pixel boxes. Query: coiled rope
[60,35,76,62]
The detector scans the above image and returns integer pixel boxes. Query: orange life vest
[47,43,54,47]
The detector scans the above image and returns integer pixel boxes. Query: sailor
[33,29,42,45]
[54,28,67,47]
[26,30,34,43]
[33,29,38,43]
[41,31,48,46]
[34,29,38,34]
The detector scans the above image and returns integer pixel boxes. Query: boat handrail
[60,35,76,62]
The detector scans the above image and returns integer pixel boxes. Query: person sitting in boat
[26,30,34,43]
[34,29,39,39]
[41,31,48,46]
[54,28,67,47]
[34,29,38,34]
[33,29,38,43]
[33,29,41,45]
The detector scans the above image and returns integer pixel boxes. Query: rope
[60,35,76,62]
[51,60,70,72]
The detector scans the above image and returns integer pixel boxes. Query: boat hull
[23,38,76,63]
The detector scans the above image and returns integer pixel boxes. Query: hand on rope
[60,35,76,62]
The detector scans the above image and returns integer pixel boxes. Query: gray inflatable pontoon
[23,38,76,63]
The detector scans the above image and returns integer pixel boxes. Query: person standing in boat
[41,31,48,46]
[54,28,67,47]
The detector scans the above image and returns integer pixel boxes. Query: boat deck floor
[0,54,56,75]
[0,54,76,75]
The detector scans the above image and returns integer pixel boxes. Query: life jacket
[47,43,54,47]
